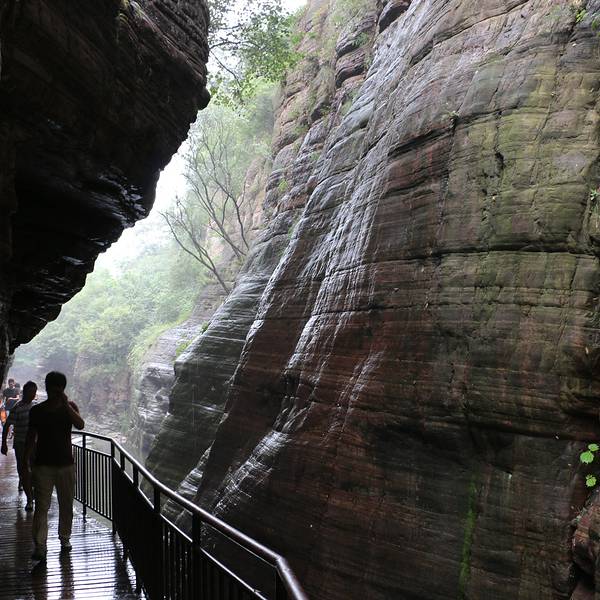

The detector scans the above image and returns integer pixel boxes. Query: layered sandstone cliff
[0,0,210,377]
[144,151,276,489]
[129,282,225,459]
[144,0,370,492]
[148,1,600,598]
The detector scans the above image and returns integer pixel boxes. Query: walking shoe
[60,540,72,551]
[31,547,46,561]
[25,502,33,512]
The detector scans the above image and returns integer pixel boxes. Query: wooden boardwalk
[0,452,144,599]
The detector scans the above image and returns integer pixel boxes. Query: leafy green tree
[12,241,205,384]
[208,0,301,103]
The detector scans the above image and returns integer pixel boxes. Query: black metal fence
[72,431,308,600]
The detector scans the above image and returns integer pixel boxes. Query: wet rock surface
[144,0,357,500]
[144,189,295,496]
[150,1,600,598]
[7,0,600,598]
[378,0,411,32]
[72,358,132,444]
[0,0,209,375]
[129,283,225,460]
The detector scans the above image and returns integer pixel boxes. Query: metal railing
[72,431,308,600]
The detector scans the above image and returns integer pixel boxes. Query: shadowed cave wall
[0,0,210,375]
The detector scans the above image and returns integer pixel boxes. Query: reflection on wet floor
[0,453,143,599]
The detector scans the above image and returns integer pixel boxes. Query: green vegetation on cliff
[162,83,275,292]
[10,72,280,443]
[13,80,278,385]
[459,476,479,599]
[208,0,303,103]
[13,241,205,383]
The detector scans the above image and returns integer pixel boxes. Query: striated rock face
[144,152,281,494]
[378,0,410,32]
[147,208,303,516]
[148,0,600,598]
[144,0,363,498]
[572,492,600,600]
[71,356,132,442]
[129,283,225,459]
[0,0,210,377]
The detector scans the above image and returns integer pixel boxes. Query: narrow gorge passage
[4,1,600,599]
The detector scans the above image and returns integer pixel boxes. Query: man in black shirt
[25,372,84,561]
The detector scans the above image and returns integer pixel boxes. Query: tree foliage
[13,242,205,382]
[207,0,302,103]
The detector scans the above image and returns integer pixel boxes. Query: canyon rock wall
[144,0,374,501]
[129,282,225,459]
[7,0,600,598]
[71,355,132,442]
[144,153,280,493]
[0,0,210,377]
[150,1,600,599]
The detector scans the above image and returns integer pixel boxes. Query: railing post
[154,487,164,599]
[110,443,116,536]
[118,451,128,564]
[192,513,202,598]
[81,434,87,519]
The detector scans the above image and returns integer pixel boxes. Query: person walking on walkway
[1,380,37,509]
[25,371,84,561]
[3,378,17,400]
[3,380,20,439]
[2,378,18,411]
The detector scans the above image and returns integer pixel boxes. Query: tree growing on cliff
[207,0,301,103]
[162,197,235,294]
[161,100,272,294]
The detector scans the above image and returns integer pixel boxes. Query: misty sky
[283,0,306,9]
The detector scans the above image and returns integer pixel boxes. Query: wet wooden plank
[0,452,145,599]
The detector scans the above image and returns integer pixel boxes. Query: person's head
[45,371,67,395]
[22,381,37,403]
[7,378,14,388]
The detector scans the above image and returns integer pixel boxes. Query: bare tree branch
[160,205,231,295]
[161,108,256,294]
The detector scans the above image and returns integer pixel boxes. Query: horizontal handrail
[73,430,308,600]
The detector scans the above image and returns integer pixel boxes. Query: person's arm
[62,395,84,430]
[1,411,15,455]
